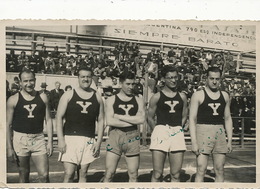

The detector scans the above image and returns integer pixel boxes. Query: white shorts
[150,125,186,152]
[58,135,99,165]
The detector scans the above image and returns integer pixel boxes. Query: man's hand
[91,142,100,158]
[227,141,232,153]
[47,141,53,157]
[7,148,18,163]
[58,139,66,154]
[191,143,200,156]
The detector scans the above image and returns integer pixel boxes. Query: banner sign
[78,25,255,52]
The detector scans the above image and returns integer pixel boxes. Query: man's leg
[63,162,77,182]
[195,154,209,182]
[78,164,90,183]
[125,155,140,182]
[103,152,121,182]
[168,151,184,182]
[151,150,167,182]
[17,156,30,183]
[212,153,226,182]
[31,154,49,183]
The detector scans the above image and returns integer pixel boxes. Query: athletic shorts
[106,128,140,156]
[13,131,47,157]
[196,124,228,154]
[150,125,186,152]
[58,135,99,165]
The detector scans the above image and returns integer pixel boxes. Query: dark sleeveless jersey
[64,89,100,137]
[12,92,46,134]
[197,89,226,125]
[156,91,184,126]
[112,94,139,131]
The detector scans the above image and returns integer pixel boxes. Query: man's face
[207,71,221,91]
[164,71,178,89]
[20,72,36,93]
[135,78,140,84]
[55,82,61,89]
[78,70,92,90]
[121,79,134,96]
[112,78,117,85]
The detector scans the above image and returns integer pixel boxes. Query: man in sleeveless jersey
[148,65,188,182]
[56,66,104,182]
[7,70,53,183]
[103,71,145,182]
[189,67,232,182]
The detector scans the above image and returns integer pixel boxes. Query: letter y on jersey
[119,104,134,116]
[208,103,221,115]
[24,104,37,118]
[76,101,92,114]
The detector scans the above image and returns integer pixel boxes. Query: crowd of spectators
[6,41,256,134]
[6,43,255,97]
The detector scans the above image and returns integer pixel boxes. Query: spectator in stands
[17,51,29,72]
[65,85,72,92]
[65,60,73,75]
[197,48,205,59]
[76,55,83,65]
[44,54,56,74]
[99,50,109,62]
[132,42,139,58]
[168,47,176,63]
[112,45,120,60]
[198,54,208,72]
[39,82,51,99]
[230,95,242,134]
[223,51,235,74]
[39,46,49,59]
[146,48,156,63]
[72,63,81,76]
[87,47,95,59]
[6,49,18,72]
[181,47,189,64]
[189,48,198,63]
[22,60,33,72]
[51,46,60,63]
[29,51,40,72]
[99,71,113,88]
[12,76,20,90]
[55,58,66,75]
[10,83,20,96]
[146,57,159,79]
[241,96,253,134]
[93,63,104,85]
[205,51,213,65]
[133,77,143,96]
[111,77,120,94]
[49,81,64,111]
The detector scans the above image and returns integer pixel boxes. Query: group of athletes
[6,65,232,183]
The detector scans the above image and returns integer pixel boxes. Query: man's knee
[214,166,224,176]
[197,164,207,175]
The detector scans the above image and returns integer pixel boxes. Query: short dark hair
[206,67,221,76]
[18,70,36,80]
[65,85,72,91]
[161,65,178,78]
[119,71,135,83]
[78,66,93,76]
